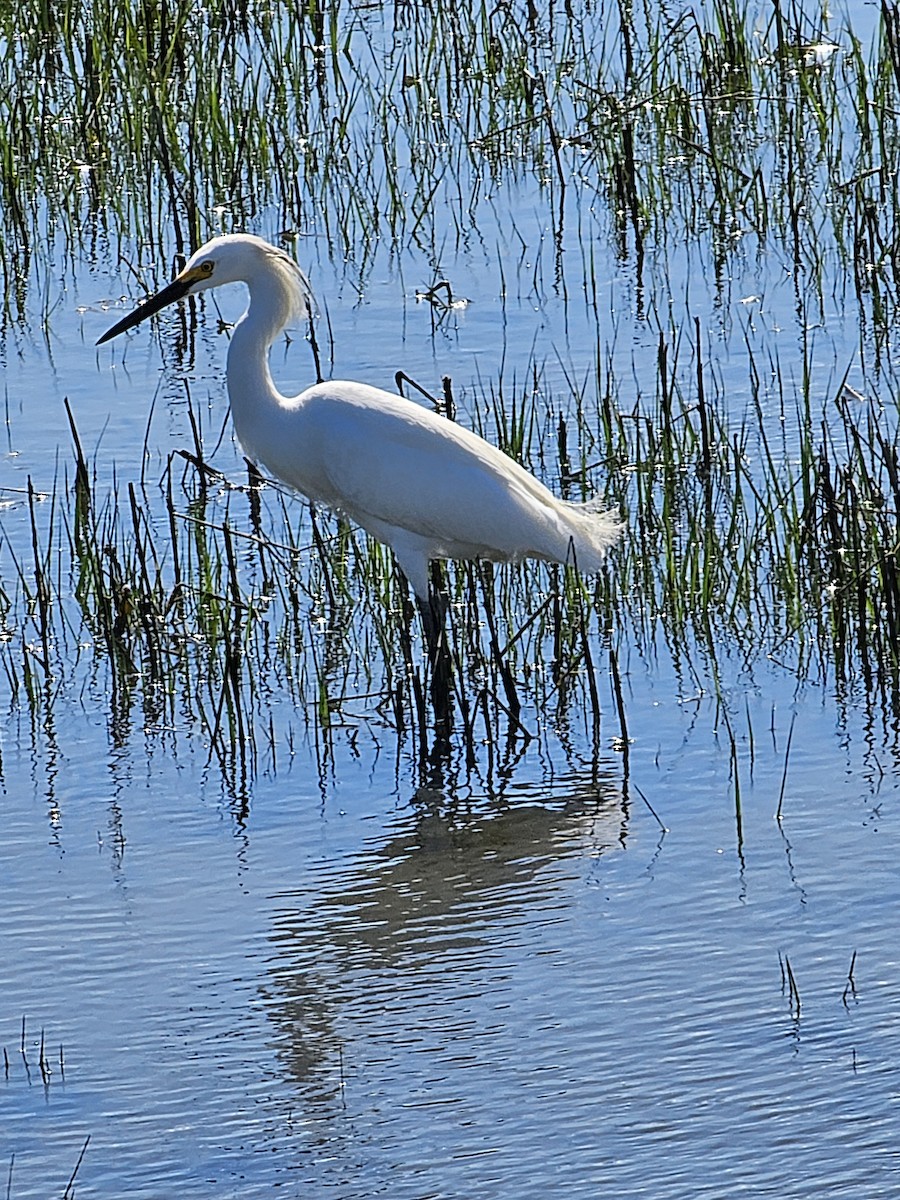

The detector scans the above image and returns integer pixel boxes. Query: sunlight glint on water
[1,2,900,1197]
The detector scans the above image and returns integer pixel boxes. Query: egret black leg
[417,572,453,730]
[417,588,447,656]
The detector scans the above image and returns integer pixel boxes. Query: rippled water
[4,650,900,1197]
[4,3,900,1197]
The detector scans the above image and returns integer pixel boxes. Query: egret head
[97,234,313,345]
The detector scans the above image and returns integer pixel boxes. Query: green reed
[1,320,897,781]
[0,0,899,781]
[0,0,890,294]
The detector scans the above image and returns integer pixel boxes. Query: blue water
[4,657,900,1197]
[3,2,900,1197]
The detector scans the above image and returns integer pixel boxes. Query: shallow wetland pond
[3,1,900,1196]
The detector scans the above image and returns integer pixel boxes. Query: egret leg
[416,589,447,657]
[416,570,453,730]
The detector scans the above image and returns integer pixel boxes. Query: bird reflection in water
[262,768,626,1095]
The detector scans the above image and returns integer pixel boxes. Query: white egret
[97,234,620,626]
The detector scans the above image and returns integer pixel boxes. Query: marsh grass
[3,317,897,786]
[0,0,899,784]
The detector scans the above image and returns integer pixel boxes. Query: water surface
[3,3,900,1196]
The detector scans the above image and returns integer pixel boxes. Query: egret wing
[298,383,559,557]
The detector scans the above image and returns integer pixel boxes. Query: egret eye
[200,261,214,275]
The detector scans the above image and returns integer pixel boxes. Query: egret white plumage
[97,234,620,616]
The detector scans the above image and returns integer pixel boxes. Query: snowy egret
[97,234,620,615]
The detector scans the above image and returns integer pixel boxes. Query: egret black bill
[96,274,194,345]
